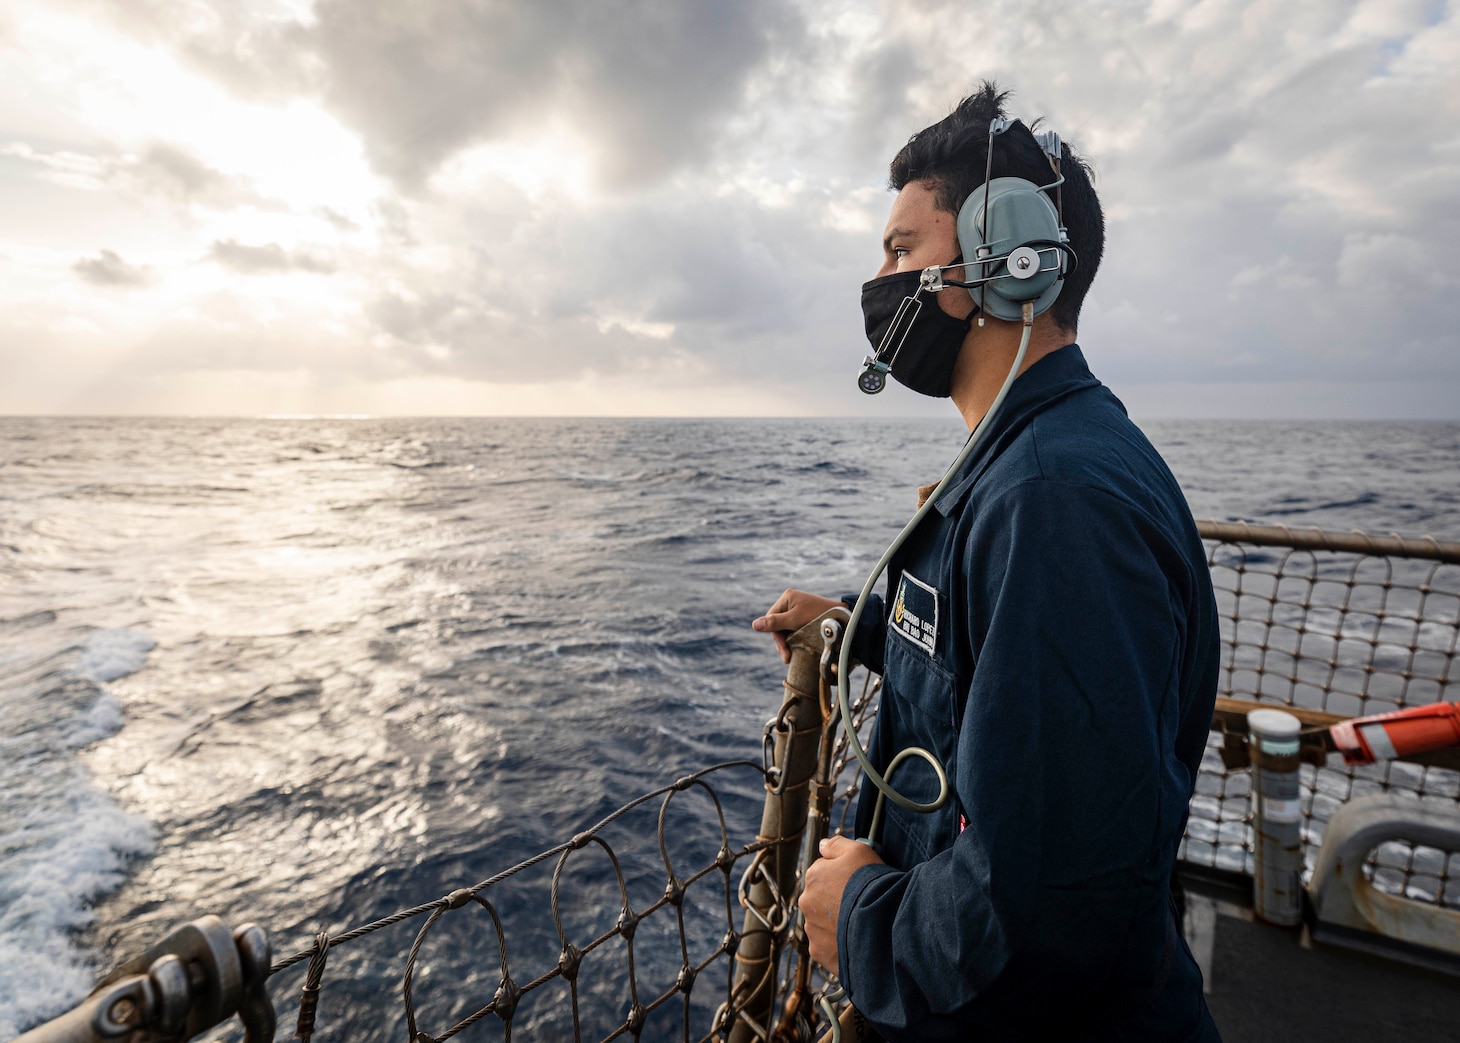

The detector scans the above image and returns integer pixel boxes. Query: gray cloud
[4,137,261,209]
[64,0,315,101]
[1085,23,1460,387]
[13,0,1460,418]
[208,240,336,275]
[86,0,806,189]
[299,0,802,188]
[130,143,236,203]
[840,38,933,177]
[352,182,869,390]
[73,249,152,287]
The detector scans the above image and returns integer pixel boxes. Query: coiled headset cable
[839,299,1035,838]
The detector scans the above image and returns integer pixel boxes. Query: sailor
[752,83,1222,1041]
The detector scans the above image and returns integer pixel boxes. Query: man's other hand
[799,835,884,972]
[752,589,845,664]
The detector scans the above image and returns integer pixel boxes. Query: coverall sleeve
[841,592,887,675]
[835,478,1187,1039]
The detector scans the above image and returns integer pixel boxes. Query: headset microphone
[858,358,889,394]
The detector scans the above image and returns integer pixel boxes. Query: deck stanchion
[1248,709,1305,926]
[727,611,843,1042]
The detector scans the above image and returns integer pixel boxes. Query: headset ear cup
[956,177,1065,322]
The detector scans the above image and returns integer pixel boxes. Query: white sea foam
[0,628,156,1036]
[76,627,156,684]
[64,690,126,749]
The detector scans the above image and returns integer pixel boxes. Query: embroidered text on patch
[891,571,939,655]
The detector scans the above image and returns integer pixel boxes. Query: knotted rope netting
[262,613,879,1043]
[268,761,774,1042]
[259,521,1459,1041]
[1184,520,1460,909]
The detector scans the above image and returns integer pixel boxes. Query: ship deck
[1178,865,1460,1042]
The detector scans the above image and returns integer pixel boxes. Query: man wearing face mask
[752,83,1222,1041]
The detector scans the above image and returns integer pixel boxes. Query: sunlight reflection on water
[1,416,1457,1036]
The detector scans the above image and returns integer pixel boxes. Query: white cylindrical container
[1248,708,1304,926]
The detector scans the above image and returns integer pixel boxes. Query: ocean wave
[0,771,154,1035]
[76,628,155,684]
[0,628,156,1035]
[2,417,1457,1040]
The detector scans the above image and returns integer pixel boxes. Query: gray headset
[933,119,1074,321]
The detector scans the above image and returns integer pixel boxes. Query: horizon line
[2,414,1459,424]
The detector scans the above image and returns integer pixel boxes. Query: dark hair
[889,81,1104,333]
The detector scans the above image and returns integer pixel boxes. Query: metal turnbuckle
[14,915,275,1043]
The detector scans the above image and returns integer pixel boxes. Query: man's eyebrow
[882,226,916,251]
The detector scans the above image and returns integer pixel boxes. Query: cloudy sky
[1,0,1456,418]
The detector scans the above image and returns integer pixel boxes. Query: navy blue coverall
[839,345,1221,1041]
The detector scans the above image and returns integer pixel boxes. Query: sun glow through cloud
[5,6,383,228]
[1,0,1457,418]
[430,131,595,202]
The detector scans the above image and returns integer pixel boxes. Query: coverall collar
[933,343,1104,517]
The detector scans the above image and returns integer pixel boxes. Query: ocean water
[2,416,1458,1038]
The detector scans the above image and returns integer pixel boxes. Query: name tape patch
[891,571,939,655]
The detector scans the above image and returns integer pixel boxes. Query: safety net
[43,523,1460,1043]
[1183,521,1460,911]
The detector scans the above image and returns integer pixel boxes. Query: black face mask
[860,269,974,398]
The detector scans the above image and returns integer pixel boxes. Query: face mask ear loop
[838,300,1035,829]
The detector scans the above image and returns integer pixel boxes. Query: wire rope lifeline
[837,299,1035,828]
